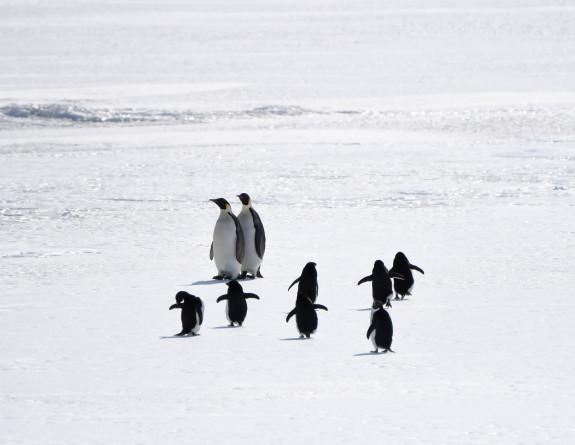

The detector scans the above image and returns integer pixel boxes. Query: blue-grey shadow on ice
[280,337,310,341]
[353,351,386,357]
[355,307,371,311]
[189,280,229,286]
[159,334,200,339]
[212,325,239,329]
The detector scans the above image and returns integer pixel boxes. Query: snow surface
[1,1,575,444]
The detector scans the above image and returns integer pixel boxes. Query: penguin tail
[256,267,263,278]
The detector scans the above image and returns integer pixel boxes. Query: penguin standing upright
[169,291,204,336]
[237,193,266,279]
[358,260,404,308]
[288,262,318,302]
[391,252,424,299]
[216,280,260,326]
[210,198,245,280]
[286,293,328,338]
[366,300,394,353]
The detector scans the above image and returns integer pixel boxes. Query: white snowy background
[1,1,574,443]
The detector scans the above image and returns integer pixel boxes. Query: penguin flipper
[411,264,424,274]
[169,303,183,310]
[210,242,214,260]
[250,208,266,259]
[244,293,260,300]
[358,275,373,285]
[216,295,229,303]
[288,276,301,291]
[286,308,297,322]
[313,304,328,311]
[229,213,245,264]
[389,270,405,280]
[366,323,376,340]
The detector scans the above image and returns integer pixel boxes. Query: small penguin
[358,260,404,308]
[366,300,394,353]
[391,252,424,299]
[286,292,328,338]
[288,262,318,302]
[237,193,266,279]
[216,280,260,326]
[210,198,245,280]
[169,291,204,336]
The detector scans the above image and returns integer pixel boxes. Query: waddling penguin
[288,262,318,302]
[366,300,394,353]
[392,252,424,299]
[358,260,404,308]
[210,198,245,280]
[237,193,266,279]
[216,280,260,326]
[169,291,204,336]
[286,293,328,338]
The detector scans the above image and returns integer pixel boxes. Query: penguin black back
[286,292,328,338]
[358,260,404,308]
[366,300,394,353]
[169,291,204,336]
[391,252,424,299]
[217,280,260,326]
[288,262,318,302]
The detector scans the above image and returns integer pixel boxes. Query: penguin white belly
[238,211,260,275]
[370,329,378,351]
[191,301,205,335]
[213,216,241,278]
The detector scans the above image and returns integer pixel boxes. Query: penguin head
[175,291,194,304]
[226,279,243,293]
[210,198,231,211]
[372,300,384,310]
[302,262,317,273]
[237,193,251,206]
[373,260,387,274]
[393,252,408,267]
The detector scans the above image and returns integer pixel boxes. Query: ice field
[1,1,575,443]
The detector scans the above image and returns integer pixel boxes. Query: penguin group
[168,194,425,353]
[357,253,425,353]
[210,194,265,280]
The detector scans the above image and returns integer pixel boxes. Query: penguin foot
[371,349,379,354]
[256,268,263,278]
[213,275,225,280]
[239,271,248,279]
[385,301,393,308]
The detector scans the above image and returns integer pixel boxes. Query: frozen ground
[1,1,575,444]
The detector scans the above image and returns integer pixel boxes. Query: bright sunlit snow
[1,1,574,444]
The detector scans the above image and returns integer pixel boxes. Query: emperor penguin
[358,260,404,308]
[216,280,260,326]
[391,252,424,299]
[210,198,245,280]
[237,193,266,279]
[288,262,318,302]
[169,291,204,336]
[366,300,394,353]
[286,292,328,338]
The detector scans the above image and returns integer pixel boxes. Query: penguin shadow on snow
[353,351,392,357]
